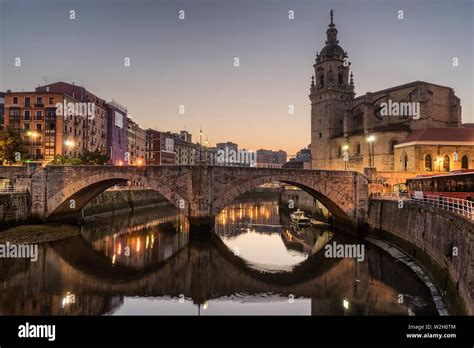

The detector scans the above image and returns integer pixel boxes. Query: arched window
[319,75,324,87]
[402,152,408,171]
[443,155,450,172]
[355,143,361,155]
[337,145,342,157]
[338,73,343,85]
[389,140,398,154]
[425,154,432,171]
[462,155,469,169]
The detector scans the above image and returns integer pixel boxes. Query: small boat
[290,209,311,226]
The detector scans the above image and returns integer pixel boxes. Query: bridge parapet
[1,165,369,227]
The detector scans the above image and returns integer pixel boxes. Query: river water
[0,195,440,315]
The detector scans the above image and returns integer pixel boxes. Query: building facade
[145,129,176,165]
[256,149,288,168]
[310,12,462,172]
[106,100,128,165]
[3,91,85,162]
[127,117,145,165]
[394,128,474,172]
[36,82,109,155]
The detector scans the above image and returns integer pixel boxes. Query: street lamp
[64,140,75,159]
[366,135,376,167]
[342,144,349,170]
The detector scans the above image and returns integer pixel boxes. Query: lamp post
[367,135,375,167]
[342,144,349,170]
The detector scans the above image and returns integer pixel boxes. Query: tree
[0,127,30,165]
[80,149,109,165]
[48,154,83,166]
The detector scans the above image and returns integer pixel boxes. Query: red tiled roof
[400,128,474,143]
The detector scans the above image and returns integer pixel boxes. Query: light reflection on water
[0,197,440,316]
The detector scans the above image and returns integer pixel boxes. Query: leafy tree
[0,127,30,165]
[48,154,83,166]
[80,149,109,165]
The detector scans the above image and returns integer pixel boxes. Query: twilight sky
[1,0,473,155]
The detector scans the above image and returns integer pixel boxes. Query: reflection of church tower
[310,10,355,169]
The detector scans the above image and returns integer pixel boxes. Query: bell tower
[310,10,355,169]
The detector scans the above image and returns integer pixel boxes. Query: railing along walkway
[371,192,474,221]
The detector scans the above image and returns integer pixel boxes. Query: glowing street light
[342,144,349,170]
[137,159,143,166]
[64,140,75,148]
[366,135,376,167]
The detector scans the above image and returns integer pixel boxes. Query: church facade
[310,11,462,172]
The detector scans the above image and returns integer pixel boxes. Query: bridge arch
[211,172,358,224]
[47,170,189,219]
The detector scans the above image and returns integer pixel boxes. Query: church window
[389,140,398,154]
[425,154,432,171]
[462,155,469,169]
[402,153,408,171]
[338,73,343,85]
[319,75,324,87]
[319,132,322,138]
[355,143,361,155]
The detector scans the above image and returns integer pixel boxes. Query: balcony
[34,103,44,107]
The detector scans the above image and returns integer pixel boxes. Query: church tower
[310,10,355,169]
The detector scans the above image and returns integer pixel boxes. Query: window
[24,110,31,120]
[319,132,322,138]
[389,140,398,154]
[425,154,433,171]
[48,97,54,105]
[338,73,343,85]
[355,143,361,155]
[462,155,469,169]
[36,111,43,120]
[36,97,43,106]
[443,155,450,172]
[13,96,18,104]
[319,75,324,87]
[402,152,408,171]
[25,97,31,107]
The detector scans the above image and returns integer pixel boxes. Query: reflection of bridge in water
[0,225,436,316]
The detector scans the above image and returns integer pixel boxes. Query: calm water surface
[0,196,440,315]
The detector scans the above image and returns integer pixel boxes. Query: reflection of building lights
[136,238,141,252]
[146,235,150,249]
[343,299,349,309]
[112,254,116,265]
[203,301,208,310]
[117,243,122,255]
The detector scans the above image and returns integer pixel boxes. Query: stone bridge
[0,165,369,228]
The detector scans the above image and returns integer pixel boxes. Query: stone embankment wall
[0,193,31,227]
[367,199,473,315]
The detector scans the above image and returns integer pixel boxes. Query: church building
[310,11,464,173]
